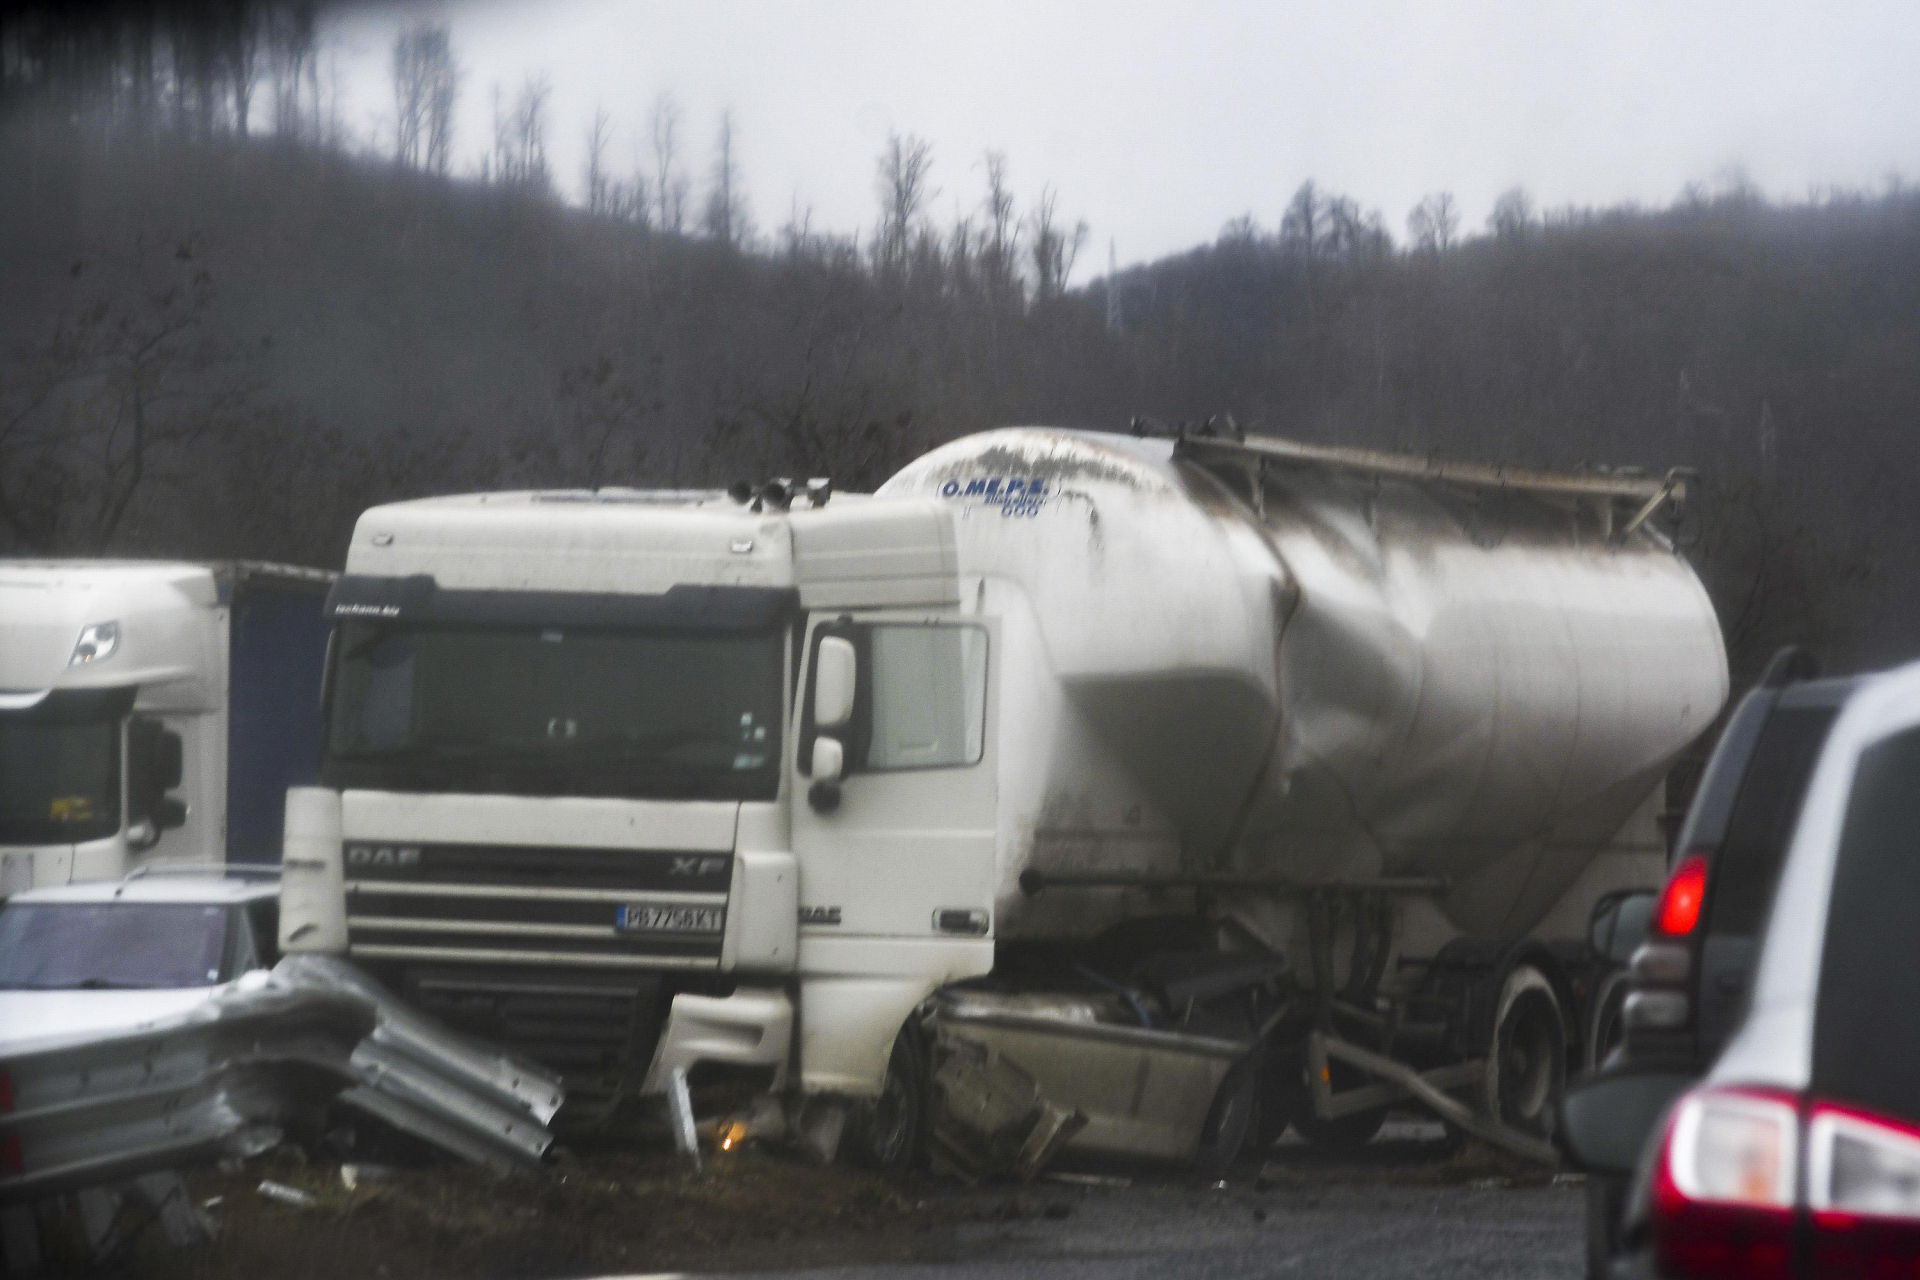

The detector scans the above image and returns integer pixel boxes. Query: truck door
[792,612,997,939]
[788,612,998,1093]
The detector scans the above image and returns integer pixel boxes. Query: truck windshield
[0,691,126,845]
[323,622,784,801]
[0,902,230,989]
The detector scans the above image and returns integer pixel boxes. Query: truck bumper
[641,988,794,1094]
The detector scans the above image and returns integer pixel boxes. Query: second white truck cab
[0,561,333,891]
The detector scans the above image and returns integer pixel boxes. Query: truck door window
[0,689,130,845]
[863,625,987,771]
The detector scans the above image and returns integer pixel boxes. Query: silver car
[0,867,280,1050]
[1564,661,1920,1278]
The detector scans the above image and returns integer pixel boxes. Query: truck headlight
[70,621,120,666]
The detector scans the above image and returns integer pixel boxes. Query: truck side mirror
[127,718,187,845]
[813,636,857,730]
[808,737,844,813]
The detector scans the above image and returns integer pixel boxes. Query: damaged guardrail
[0,955,563,1206]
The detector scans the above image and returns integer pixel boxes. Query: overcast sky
[327,0,1920,274]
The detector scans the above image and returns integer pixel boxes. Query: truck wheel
[849,1022,928,1175]
[1194,1059,1258,1181]
[1484,964,1567,1140]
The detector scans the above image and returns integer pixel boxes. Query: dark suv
[1580,648,1859,1277]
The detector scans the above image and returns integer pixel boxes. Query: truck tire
[1483,964,1567,1140]
[849,1021,929,1175]
[1194,1059,1258,1181]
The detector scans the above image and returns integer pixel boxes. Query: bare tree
[554,354,655,487]
[981,150,1020,302]
[1488,186,1535,239]
[874,132,935,278]
[390,23,431,167]
[1028,186,1088,300]
[702,109,749,247]
[584,104,612,214]
[1281,181,1324,259]
[421,29,458,175]
[0,239,251,551]
[264,6,319,143]
[490,75,551,193]
[651,92,687,233]
[1406,191,1460,253]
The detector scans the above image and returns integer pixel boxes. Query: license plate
[617,903,726,934]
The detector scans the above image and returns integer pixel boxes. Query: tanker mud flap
[926,1027,1086,1183]
[1305,1031,1558,1165]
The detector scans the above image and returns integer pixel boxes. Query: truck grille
[344,841,731,970]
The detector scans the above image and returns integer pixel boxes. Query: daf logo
[669,856,728,877]
[346,844,422,869]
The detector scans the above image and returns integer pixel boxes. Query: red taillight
[1657,854,1710,937]
[1651,1087,1797,1280]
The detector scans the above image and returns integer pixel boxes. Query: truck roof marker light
[1656,854,1709,937]
[69,620,119,666]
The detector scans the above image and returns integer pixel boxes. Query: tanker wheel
[848,1021,929,1175]
[1290,1060,1387,1150]
[1483,965,1567,1140]
[1194,1059,1259,1181]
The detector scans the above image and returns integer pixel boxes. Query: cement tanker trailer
[280,424,1724,1175]
[876,427,1725,1167]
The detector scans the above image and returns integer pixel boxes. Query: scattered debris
[1046,1171,1133,1189]
[926,1030,1085,1182]
[256,1180,319,1209]
[796,1097,849,1166]
[666,1066,701,1171]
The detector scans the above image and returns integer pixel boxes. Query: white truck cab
[0,561,333,891]
[280,487,993,1121]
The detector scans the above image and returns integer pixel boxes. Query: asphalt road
[629,1124,1588,1280]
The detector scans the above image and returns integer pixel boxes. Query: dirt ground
[105,1149,998,1280]
[58,1121,1555,1279]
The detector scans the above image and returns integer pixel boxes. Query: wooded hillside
[4,8,1915,680]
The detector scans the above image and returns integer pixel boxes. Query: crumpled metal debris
[0,955,565,1213]
[926,1029,1085,1183]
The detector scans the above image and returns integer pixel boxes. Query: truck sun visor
[326,575,799,631]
